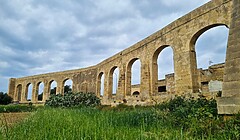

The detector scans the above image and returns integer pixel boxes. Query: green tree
[0,92,13,105]
[64,85,72,94]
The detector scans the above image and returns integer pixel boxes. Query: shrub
[45,92,101,108]
[0,92,13,105]
[0,104,37,113]
[154,96,219,137]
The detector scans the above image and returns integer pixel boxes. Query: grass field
[0,97,239,140]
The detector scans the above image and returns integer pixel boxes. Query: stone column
[116,66,125,100]
[21,84,27,102]
[31,82,38,103]
[107,71,113,99]
[96,75,101,97]
[43,81,50,102]
[56,80,64,95]
[102,72,110,103]
[125,64,132,96]
[174,50,198,95]
[13,86,18,102]
[8,78,16,99]
[218,0,240,114]
[150,60,158,96]
[140,61,151,100]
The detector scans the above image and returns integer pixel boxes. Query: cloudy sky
[0,0,229,93]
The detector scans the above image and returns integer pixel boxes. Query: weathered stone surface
[217,97,240,114]
[7,0,240,114]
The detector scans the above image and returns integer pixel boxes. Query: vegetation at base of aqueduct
[0,92,12,105]
[45,92,101,107]
[0,96,240,140]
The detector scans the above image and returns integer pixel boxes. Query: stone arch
[108,66,119,96]
[126,58,141,96]
[190,24,228,50]
[151,45,175,95]
[189,23,229,92]
[49,80,57,95]
[97,72,104,97]
[16,84,22,101]
[63,78,73,94]
[132,91,140,96]
[26,83,33,101]
[37,81,44,101]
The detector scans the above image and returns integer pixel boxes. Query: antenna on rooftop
[209,58,213,66]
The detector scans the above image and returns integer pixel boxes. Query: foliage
[50,87,57,95]
[1,96,240,139]
[38,93,43,101]
[45,92,101,107]
[0,104,38,113]
[37,85,72,101]
[0,92,13,105]
[64,85,72,93]
[1,106,240,140]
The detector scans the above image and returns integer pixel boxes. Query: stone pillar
[102,72,110,103]
[8,78,16,99]
[125,64,132,96]
[140,61,151,100]
[21,84,27,102]
[116,66,125,100]
[150,60,158,96]
[218,0,240,114]
[56,80,64,95]
[107,71,113,98]
[174,50,198,95]
[96,75,101,97]
[13,86,18,102]
[43,81,50,102]
[31,83,38,103]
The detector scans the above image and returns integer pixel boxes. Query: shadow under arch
[25,83,33,101]
[36,81,44,101]
[108,66,120,97]
[97,72,104,97]
[16,84,22,101]
[126,58,141,96]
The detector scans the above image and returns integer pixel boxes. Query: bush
[0,92,13,105]
[45,92,101,108]
[0,104,37,113]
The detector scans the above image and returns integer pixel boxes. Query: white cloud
[1,0,229,93]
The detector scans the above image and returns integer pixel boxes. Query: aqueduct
[8,0,240,114]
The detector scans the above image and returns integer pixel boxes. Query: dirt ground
[0,112,31,127]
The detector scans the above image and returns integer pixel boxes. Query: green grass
[1,107,192,140]
[0,104,40,113]
[0,98,240,139]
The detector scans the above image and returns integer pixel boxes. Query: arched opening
[37,82,44,101]
[132,91,140,96]
[152,45,174,94]
[97,72,104,97]
[109,66,119,96]
[190,24,229,93]
[26,83,33,101]
[49,80,57,95]
[63,79,73,94]
[126,58,141,96]
[16,84,22,101]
